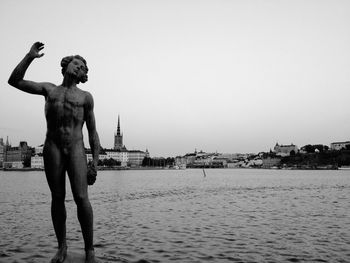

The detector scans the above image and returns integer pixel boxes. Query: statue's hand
[29,42,45,59]
[87,164,97,185]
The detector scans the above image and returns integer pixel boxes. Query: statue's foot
[85,249,97,263]
[50,245,67,263]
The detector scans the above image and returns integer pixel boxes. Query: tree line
[281,146,350,168]
[142,157,175,167]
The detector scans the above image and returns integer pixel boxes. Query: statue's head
[61,55,88,83]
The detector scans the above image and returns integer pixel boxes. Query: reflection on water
[1,169,350,262]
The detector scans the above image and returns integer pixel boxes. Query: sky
[0,0,349,157]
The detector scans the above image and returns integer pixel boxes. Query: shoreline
[1,166,343,172]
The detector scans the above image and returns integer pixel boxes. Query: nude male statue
[8,42,100,263]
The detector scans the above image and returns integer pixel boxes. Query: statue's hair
[60,55,88,83]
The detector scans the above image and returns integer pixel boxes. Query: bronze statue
[8,42,100,263]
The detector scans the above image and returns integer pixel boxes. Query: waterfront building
[34,145,44,155]
[262,157,281,168]
[112,116,150,167]
[105,149,128,167]
[175,156,187,169]
[29,144,45,169]
[227,161,241,168]
[3,141,33,169]
[31,155,44,169]
[274,143,298,156]
[330,141,350,151]
[128,150,148,167]
[85,148,108,164]
[193,156,213,167]
[212,157,228,168]
[215,153,257,168]
[216,153,242,162]
[184,153,196,166]
[0,138,4,167]
[181,150,224,168]
[86,116,151,168]
[224,154,262,168]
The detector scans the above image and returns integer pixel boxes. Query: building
[184,153,196,166]
[128,150,148,167]
[112,116,149,167]
[3,141,33,168]
[216,153,246,162]
[175,156,187,169]
[84,116,151,168]
[330,141,350,151]
[114,115,127,151]
[212,158,228,168]
[274,143,298,156]
[262,157,281,168]
[86,148,108,164]
[0,138,4,167]
[86,115,150,168]
[30,144,45,169]
[31,155,44,169]
[105,149,128,166]
[34,145,44,155]
[180,150,226,168]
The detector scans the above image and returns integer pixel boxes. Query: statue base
[63,252,85,263]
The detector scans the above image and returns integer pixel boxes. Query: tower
[114,115,124,151]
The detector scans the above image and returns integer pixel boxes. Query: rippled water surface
[1,169,350,262]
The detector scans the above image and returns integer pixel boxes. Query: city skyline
[1,1,350,157]
[0,110,348,157]
[0,130,347,158]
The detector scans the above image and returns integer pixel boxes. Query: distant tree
[101,158,121,167]
[314,144,325,152]
[23,157,31,168]
[303,144,315,153]
[302,144,329,154]
[142,157,175,167]
[166,157,175,166]
[142,157,151,166]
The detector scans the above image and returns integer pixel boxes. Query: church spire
[114,114,124,151]
[117,115,121,136]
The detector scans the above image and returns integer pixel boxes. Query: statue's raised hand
[29,42,45,58]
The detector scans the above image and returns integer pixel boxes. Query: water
[0,169,350,262]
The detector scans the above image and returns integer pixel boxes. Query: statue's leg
[43,141,67,263]
[66,144,95,256]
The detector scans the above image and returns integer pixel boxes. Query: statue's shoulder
[43,82,57,93]
[80,90,94,109]
[45,84,61,97]
[45,82,57,88]
[76,87,91,96]
[82,90,93,100]
[74,87,91,100]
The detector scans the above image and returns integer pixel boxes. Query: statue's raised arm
[8,42,55,96]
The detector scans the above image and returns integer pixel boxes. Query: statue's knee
[51,193,65,203]
[73,194,89,206]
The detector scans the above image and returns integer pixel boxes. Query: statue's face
[66,58,87,80]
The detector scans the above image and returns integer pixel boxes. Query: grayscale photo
[0,1,349,262]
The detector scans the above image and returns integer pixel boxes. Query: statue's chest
[46,89,84,113]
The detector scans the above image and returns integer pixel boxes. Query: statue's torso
[45,86,86,149]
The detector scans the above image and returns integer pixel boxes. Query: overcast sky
[1,0,349,157]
